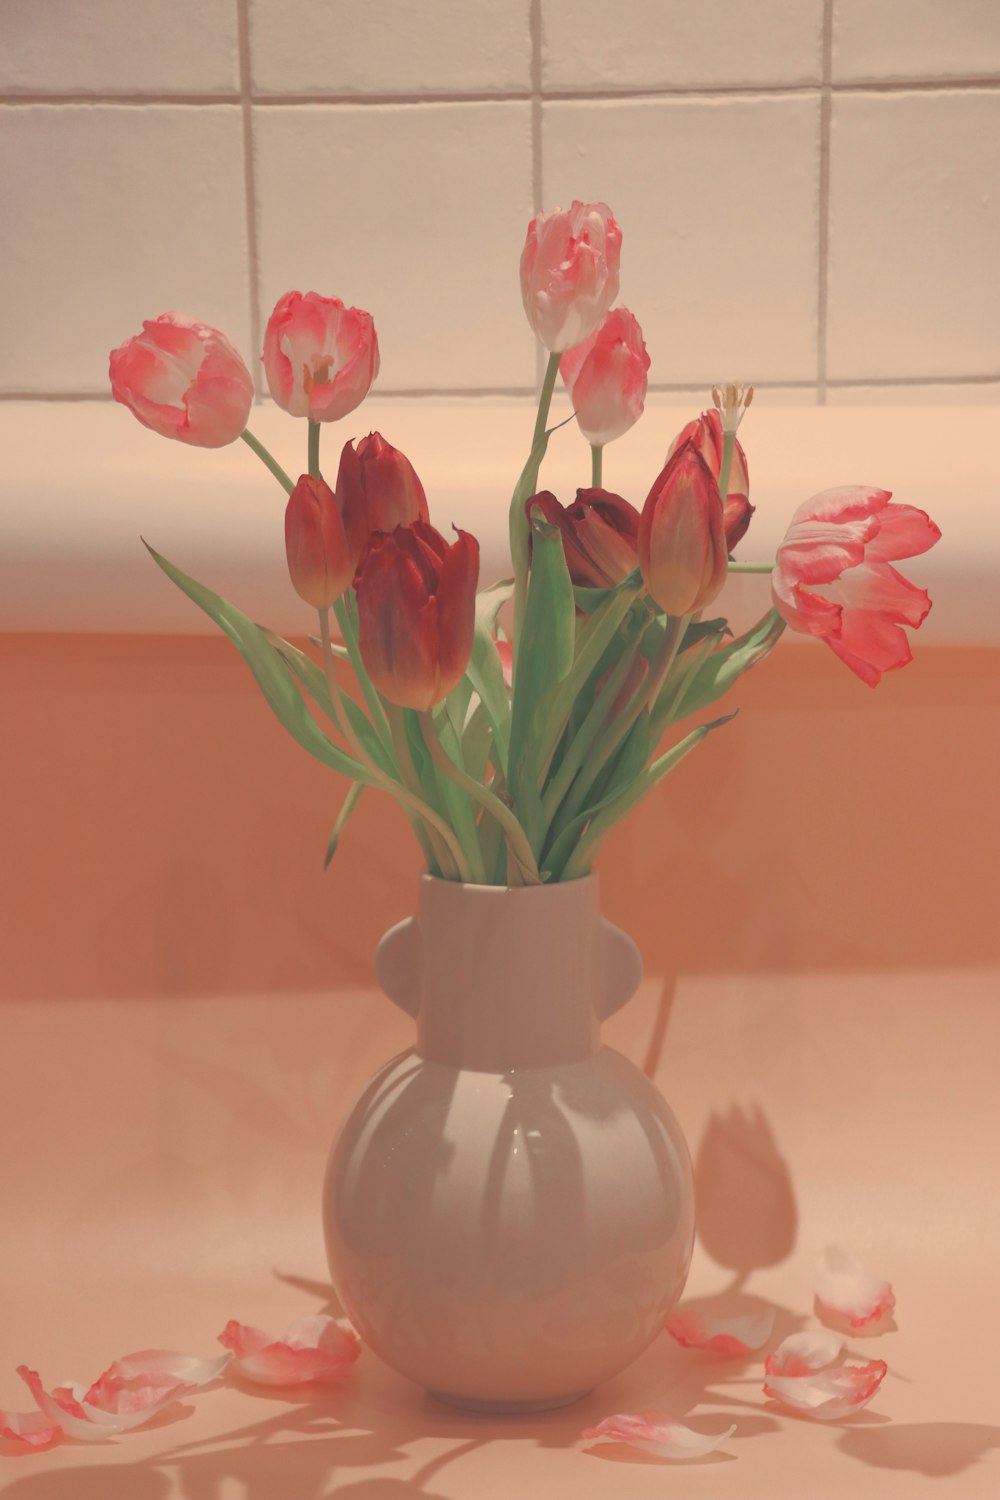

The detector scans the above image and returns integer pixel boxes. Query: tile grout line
[816,0,835,405]
[530,0,545,393]
[236,0,263,401]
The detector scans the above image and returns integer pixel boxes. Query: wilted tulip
[560,308,649,447]
[355,520,479,710]
[263,291,378,422]
[109,313,253,447]
[284,474,356,609]
[528,489,640,588]
[637,442,728,615]
[520,201,622,353]
[771,486,940,685]
[336,432,428,563]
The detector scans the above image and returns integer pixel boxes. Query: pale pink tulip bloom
[219,1315,361,1386]
[771,486,941,686]
[815,1244,896,1330]
[666,1306,775,1355]
[581,1411,736,1460]
[263,291,379,422]
[109,314,253,447]
[560,307,649,447]
[520,201,622,353]
[763,1331,887,1420]
[12,1350,230,1444]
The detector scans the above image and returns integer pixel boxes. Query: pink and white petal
[815,1245,896,1330]
[220,1315,360,1386]
[867,503,942,563]
[0,1407,61,1449]
[765,1330,844,1378]
[283,1316,361,1362]
[827,610,915,685]
[581,1411,736,1460]
[17,1368,123,1442]
[786,486,892,532]
[84,1349,232,1414]
[827,560,931,628]
[764,1357,888,1421]
[666,1307,775,1355]
[218,1319,273,1360]
[771,572,843,637]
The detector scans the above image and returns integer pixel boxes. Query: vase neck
[414,875,604,1070]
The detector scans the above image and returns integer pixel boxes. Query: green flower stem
[241,429,294,494]
[333,592,393,753]
[727,561,775,573]
[418,712,542,886]
[308,419,321,480]
[384,702,465,881]
[319,612,470,881]
[511,351,562,673]
[718,429,735,502]
[591,444,603,488]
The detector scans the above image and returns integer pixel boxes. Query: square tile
[543,97,821,385]
[254,103,535,391]
[0,106,251,394]
[542,0,823,91]
[827,91,1000,380]
[1,0,239,95]
[250,0,531,96]
[833,0,1000,83]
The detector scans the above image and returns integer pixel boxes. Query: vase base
[429,1388,591,1415]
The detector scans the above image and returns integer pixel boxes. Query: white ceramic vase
[322,873,694,1413]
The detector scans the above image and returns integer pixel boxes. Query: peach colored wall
[3,633,995,1004]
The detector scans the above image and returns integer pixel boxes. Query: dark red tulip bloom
[284,473,355,609]
[526,487,640,588]
[355,520,479,710]
[336,432,428,565]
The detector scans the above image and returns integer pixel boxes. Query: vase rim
[418,871,597,898]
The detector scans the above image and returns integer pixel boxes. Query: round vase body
[323,875,694,1412]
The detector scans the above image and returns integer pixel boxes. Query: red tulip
[520,201,622,353]
[771,486,941,686]
[667,408,754,552]
[528,489,640,588]
[284,474,356,609]
[336,432,428,564]
[637,442,728,615]
[263,291,379,422]
[560,308,650,447]
[355,520,479,710]
[109,313,253,448]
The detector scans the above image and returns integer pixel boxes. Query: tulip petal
[666,1307,775,1355]
[83,1349,232,1414]
[763,1330,887,1420]
[765,1330,846,1377]
[218,1316,361,1386]
[0,1407,61,1449]
[815,1245,896,1330]
[581,1411,736,1460]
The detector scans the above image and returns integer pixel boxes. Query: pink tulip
[109,314,253,447]
[637,441,728,616]
[263,291,379,422]
[771,487,941,686]
[284,473,356,609]
[560,308,650,447]
[520,201,622,353]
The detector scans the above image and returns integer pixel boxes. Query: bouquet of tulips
[109,202,941,886]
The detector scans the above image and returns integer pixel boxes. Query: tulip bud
[559,308,650,448]
[637,442,728,615]
[528,488,640,589]
[109,313,253,448]
[263,291,379,422]
[355,520,479,711]
[336,432,428,564]
[520,201,622,353]
[284,474,355,609]
[667,408,749,500]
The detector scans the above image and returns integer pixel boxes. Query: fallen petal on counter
[218,1315,361,1386]
[815,1244,896,1330]
[581,1411,737,1459]
[83,1348,232,1414]
[764,1330,887,1420]
[0,1407,61,1449]
[666,1306,775,1355]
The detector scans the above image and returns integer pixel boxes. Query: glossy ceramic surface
[323,874,695,1411]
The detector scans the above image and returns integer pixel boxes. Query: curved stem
[308,419,321,479]
[241,429,294,494]
[512,351,562,674]
[591,444,603,488]
[727,561,775,573]
[333,593,392,752]
[418,713,542,885]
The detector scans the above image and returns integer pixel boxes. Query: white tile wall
[0,1,997,404]
[254,104,534,391]
[1,0,239,96]
[544,96,820,385]
[543,0,823,91]
[833,0,1000,83]
[0,106,251,395]
[249,0,532,96]
[827,91,1000,381]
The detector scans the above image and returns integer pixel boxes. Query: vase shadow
[694,1103,798,1276]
